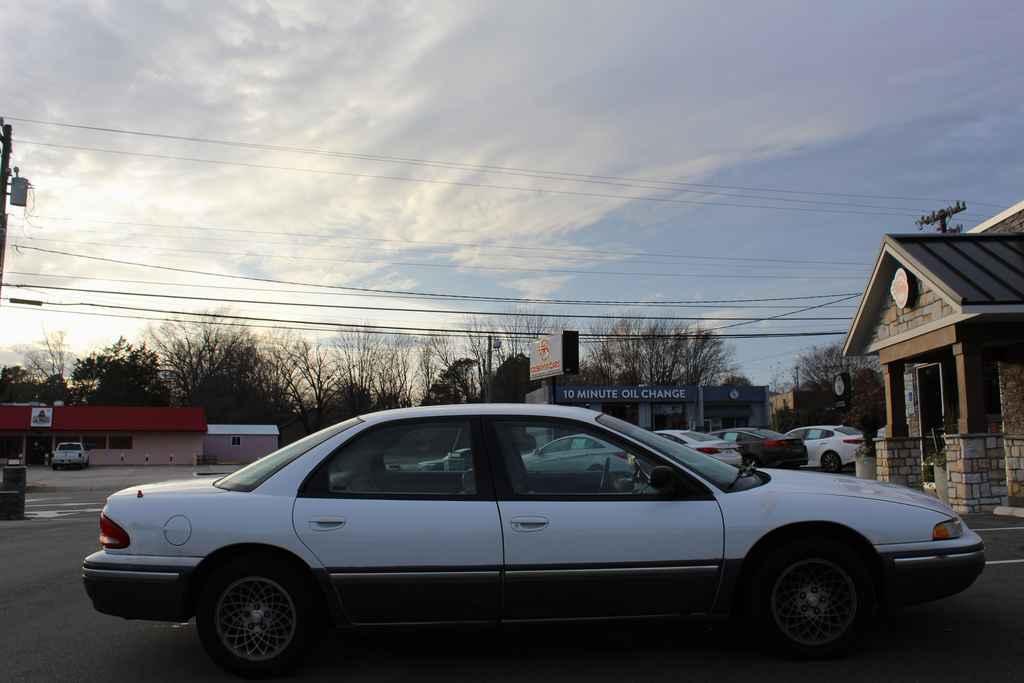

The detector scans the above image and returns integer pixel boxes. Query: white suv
[52,442,90,470]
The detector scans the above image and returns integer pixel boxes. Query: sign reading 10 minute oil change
[557,386,688,403]
[528,331,580,381]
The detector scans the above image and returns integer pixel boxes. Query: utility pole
[916,201,967,234]
[486,335,493,403]
[0,118,12,307]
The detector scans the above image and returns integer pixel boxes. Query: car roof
[358,403,602,424]
[786,425,850,430]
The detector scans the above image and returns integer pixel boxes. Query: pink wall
[203,434,279,464]
[87,433,206,466]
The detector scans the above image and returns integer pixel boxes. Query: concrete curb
[993,506,1024,518]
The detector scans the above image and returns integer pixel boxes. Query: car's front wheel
[750,538,874,658]
[196,555,315,677]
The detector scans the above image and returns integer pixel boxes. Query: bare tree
[580,319,735,386]
[268,334,343,435]
[21,330,73,384]
[795,343,878,391]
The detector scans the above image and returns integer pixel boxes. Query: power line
[2,297,846,339]
[13,236,866,280]
[11,244,864,306]
[9,116,1009,209]
[3,282,855,322]
[16,139,967,219]
[4,271,859,309]
[20,215,874,268]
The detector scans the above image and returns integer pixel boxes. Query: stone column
[875,437,922,488]
[1003,435,1024,508]
[944,434,1007,513]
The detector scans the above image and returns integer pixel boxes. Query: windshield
[835,426,861,435]
[216,418,362,492]
[598,415,739,490]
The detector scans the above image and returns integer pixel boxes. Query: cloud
[1,0,1022,379]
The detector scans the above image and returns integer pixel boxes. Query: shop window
[109,435,133,450]
[231,436,242,446]
[652,403,687,430]
[602,403,639,426]
[83,435,107,450]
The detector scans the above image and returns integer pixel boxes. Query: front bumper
[82,551,198,622]
[877,532,985,608]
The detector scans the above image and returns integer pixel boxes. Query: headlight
[933,518,963,540]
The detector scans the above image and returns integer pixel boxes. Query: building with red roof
[0,405,208,466]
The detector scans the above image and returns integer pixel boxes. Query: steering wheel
[598,456,611,492]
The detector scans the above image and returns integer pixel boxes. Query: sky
[1,0,1022,384]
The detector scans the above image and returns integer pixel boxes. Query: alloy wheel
[770,558,857,647]
[215,577,297,662]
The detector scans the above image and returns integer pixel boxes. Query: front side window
[721,432,739,443]
[596,414,741,490]
[805,429,824,440]
[317,419,478,496]
[493,418,662,496]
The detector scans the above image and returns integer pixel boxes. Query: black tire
[749,537,874,659]
[821,452,842,473]
[51,464,58,471]
[196,555,315,678]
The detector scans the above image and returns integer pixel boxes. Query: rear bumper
[82,551,198,622]
[877,536,985,608]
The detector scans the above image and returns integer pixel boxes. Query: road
[2,467,1023,681]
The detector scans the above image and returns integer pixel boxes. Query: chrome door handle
[510,516,549,532]
[309,517,346,531]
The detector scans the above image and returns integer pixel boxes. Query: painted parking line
[986,559,1024,565]
[25,508,103,519]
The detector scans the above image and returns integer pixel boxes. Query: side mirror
[649,466,675,490]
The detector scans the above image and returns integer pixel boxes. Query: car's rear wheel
[750,538,874,658]
[821,452,842,473]
[196,555,314,677]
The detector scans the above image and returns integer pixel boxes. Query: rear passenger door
[293,417,502,624]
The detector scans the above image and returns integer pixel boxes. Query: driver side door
[487,416,724,621]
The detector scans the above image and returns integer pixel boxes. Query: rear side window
[835,426,861,436]
[306,419,480,497]
[217,418,361,492]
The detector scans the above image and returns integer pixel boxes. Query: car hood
[112,477,224,498]
[761,468,955,516]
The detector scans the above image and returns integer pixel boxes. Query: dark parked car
[709,428,807,468]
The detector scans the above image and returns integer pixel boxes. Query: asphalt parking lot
[2,466,1023,682]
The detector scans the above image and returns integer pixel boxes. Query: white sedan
[784,425,865,472]
[655,429,743,466]
[83,405,983,677]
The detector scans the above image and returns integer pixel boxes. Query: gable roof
[968,199,1024,234]
[207,424,280,436]
[843,233,1024,356]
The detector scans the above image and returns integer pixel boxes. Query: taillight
[696,447,721,454]
[843,438,864,444]
[99,513,130,549]
[763,439,785,448]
